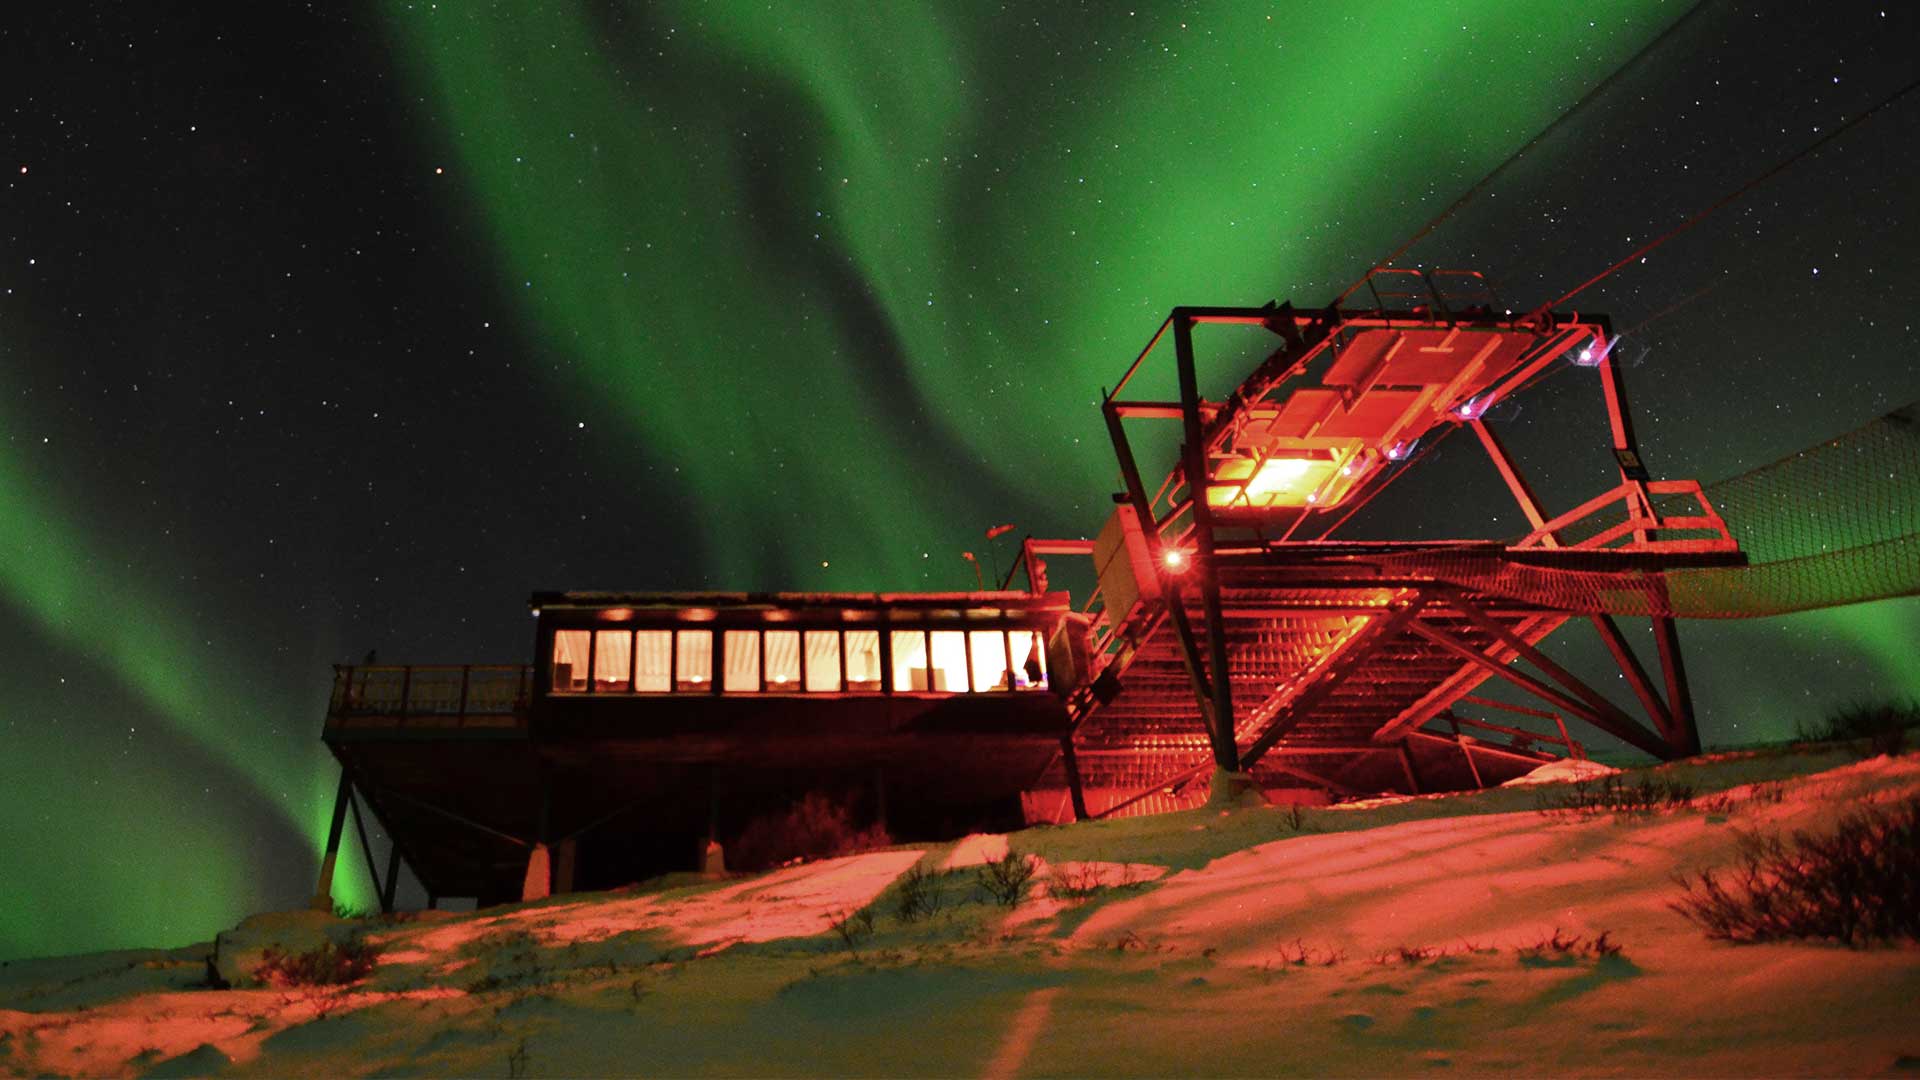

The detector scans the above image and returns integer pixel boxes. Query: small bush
[1272,939,1345,967]
[1281,804,1310,832]
[977,849,1038,907]
[1701,780,1790,816]
[827,907,876,956]
[1670,795,1920,946]
[257,937,379,987]
[1045,860,1141,901]
[1798,701,1916,758]
[1537,775,1694,818]
[730,792,892,872]
[893,863,945,923]
[1517,929,1622,965]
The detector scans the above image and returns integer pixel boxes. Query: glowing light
[1164,549,1187,571]
[1244,456,1314,498]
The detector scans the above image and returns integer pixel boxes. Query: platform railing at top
[1513,479,1738,554]
[327,664,532,723]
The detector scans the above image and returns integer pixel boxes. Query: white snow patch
[1501,756,1623,786]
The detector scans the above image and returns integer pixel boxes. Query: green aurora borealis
[4,1,1917,960]
[382,1,1688,585]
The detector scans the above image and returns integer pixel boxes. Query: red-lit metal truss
[1021,270,1743,820]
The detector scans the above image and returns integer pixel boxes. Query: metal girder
[1589,614,1676,740]
[1405,619,1671,760]
[1444,715,1486,787]
[1090,761,1212,820]
[1260,761,1368,798]
[1652,617,1701,756]
[1469,418,1557,543]
[1449,602,1638,729]
[310,769,352,911]
[1174,312,1240,772]
[347,784,386,912]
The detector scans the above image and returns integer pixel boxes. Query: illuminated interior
[1206,447,1360,509]
[551,622,1046,696]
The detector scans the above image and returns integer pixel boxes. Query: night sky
[5,1,1917,960]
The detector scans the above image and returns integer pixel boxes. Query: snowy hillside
[4,745,1917,1078]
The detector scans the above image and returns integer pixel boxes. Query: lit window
[804,630,841,692]
[764,630,800,692]
[551,630,589,693]
[929,630,969,692]
[891,630,929,691]
[634,630,671,692]
[1008,629,1048,690]
[844,630,881,691]
[593,630,632,692]
[969,630,1010,692]
[723,630,761,693]
[675,629,712,691]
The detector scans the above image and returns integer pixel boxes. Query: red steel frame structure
[1024,270,1742,819]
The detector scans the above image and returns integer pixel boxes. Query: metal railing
[327,664,531,726]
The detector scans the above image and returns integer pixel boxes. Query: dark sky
[4,1,1917,959]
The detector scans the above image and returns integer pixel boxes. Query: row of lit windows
[550,627,1049,695]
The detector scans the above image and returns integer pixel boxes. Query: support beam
[1397,744,1423,795]
[1174,311,1239,771]
[1445,715,1486,788]
[1652,617,1701,756]
[1406,729,1561,765]
[1451,602,1637,728]
[1259,761,1368,799]
[368,786,531,849]
[1091,762,1211,820]
[1104,399,1217,735]
[1406,619,1671,759]
[1588,614,1674,740]
[310,769,351,912]
[1060,736,1090,822]
[1469,419,1556,543]
[381,844,401,914]
[347,785,385,910]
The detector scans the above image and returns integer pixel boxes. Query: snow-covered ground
[4,745,1917,1077]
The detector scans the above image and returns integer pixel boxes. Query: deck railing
[327,664,531,727]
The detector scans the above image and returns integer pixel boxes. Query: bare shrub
[1537,775,1694,818]
[1517,928,1622,965]
[976,849,1038,907]
[256,937,379,987]
[893,863,945,923]
[730,792,892,872]
[1045,860,1142,901]
[1671,796,1920,946]
[827,907,876,956]
[1272,939,1344,967]
[1798,700,1916,758]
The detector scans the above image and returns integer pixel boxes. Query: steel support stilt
[310,769,352,912]
[1652,617,1701,756]
[1060,735,1090,822]
[1173,311,1239,771]
[381,843,401,914]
